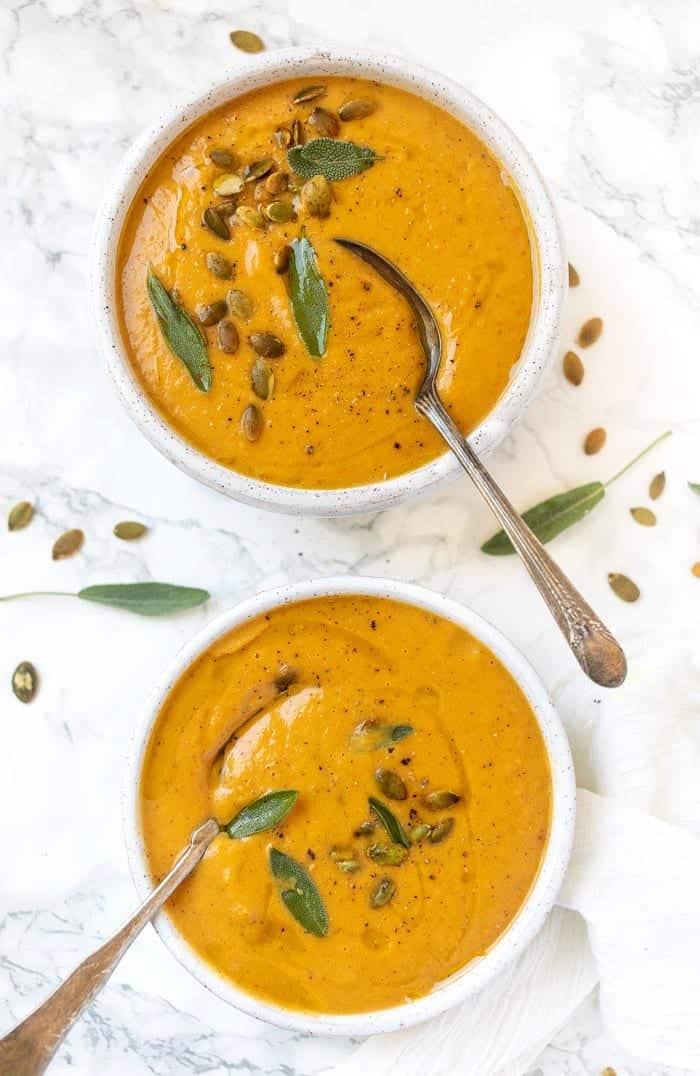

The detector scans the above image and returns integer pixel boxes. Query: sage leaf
[225,790,298,839]
[287,138,381,182]
[78,582,209,616]
[689,482,700,495]
[289,233,329,358]
[482,482,605,555]
[369,796,410,849]
[269,848,328,937]
[147,267,212,392]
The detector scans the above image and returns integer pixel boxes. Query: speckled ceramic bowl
[93,48,565,516]
[123,576,575,1036]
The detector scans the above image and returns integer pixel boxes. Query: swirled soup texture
[118,77,533,489]
[139,596,551,1014]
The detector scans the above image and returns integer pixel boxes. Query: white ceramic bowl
[93,48,565,517]
[123,576,575,1036]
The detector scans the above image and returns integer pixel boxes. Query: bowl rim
[92,46,566,517]
[122,575,576,1036]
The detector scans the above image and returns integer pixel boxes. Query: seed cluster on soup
[118,77,533,489]
[139,596,551,1014]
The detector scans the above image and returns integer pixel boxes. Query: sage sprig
[689,482,700,496]
[224,790,298,839]
[289,233,329,358]
[147,268,212,392]
[268,848,328,937]
[0,582,209,616]
[369,796,410,849]
[481,431,671,555]
[287,138,381,181]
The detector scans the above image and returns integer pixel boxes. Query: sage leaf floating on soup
[225,790,298,839]
[289,233,329,358]
[369,796,410,849]
[78,582,209,616]
[481,431,671,555]
[146,267,212,392]
[268,847,329,937]
[287,138,381,182]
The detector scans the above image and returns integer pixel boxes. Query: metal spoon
[0,818,220,1075]
[335,238,626,688]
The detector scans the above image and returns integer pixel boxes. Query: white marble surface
[1,1,699,1073]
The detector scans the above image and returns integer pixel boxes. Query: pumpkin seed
[8,501,34,531]
[339,98,377,122]
[243,157,274,183]
[336,858,361,873]
[274,664,298,693]
[274,245,291,273]
[241,404,263,442]
[227,289,254,320]
[584,427,607,455]
[229,29,264,53]
[202,207,230,240]
[370,878,396,908]
[374,767,407,801]
[366,842,408,866]
[265,171,289,195]
[251,357,274,399]
[290,119,303,146]
[354,820,375,837]
[568,262,580,287]
[235,205,265,229]
[308,106,339,137]
[608,572,640,602]
[330,845,356,861]
[409,823,432,844]
[52,528,84,560]
[12,661,37,703]
[113,521,147,541]
[249,331,285,358]
[209,149,235,169]
[301,174,331,218]
[217,319,240,354]
[577,317,603,347]
[428,817,455,844]
[293,84,327,105]
[253,180,273,205]
[206,252,233,280]
[349,719,414,751]
[649,471,665,500]
[423,790,460,810]
[563,350,584,386]
[274,128,292,149]
[629,506,656,527]
[212,172,244,197]
[692,562,700,578]
[196,300,228,326]
[264,200,294,223]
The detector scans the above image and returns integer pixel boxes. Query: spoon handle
[417,391,627,688]
[0,818,220,1076]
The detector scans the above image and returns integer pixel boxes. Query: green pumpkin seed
[202,207,230,240]
[217,319,239,354]
[374,767,407,801]
[52,528,84,560]
[8,501,34,531]
[354,820,375,837]
[308,107,339,137]
[428,817,455,844]
[423,790,461,810]
[338,98,377,122]
[264,200,294,223]
[293,85,327,105]
[274,245,291,273]
[608,572,640,602]
[253,180,273,205]
[274,128,292,149]
[300,174,331,218]
[266,172,289,195]
[290,119,303,146]
[243,158,275,183]
[649,471,665,500]
[563,350,584,386]
[249,331,285,358]
[330,845,356,861]
[409,823,431,844]
[370,878,396,908]
[241,404,263,442]
[213,198,238,218]
[578,317,603,347]
[584,427,606,455]
[229,29,264,53]
[336,859,361,873]
[113,521,147,541]
[227,289,254,321]
[568,263,580,287]
[196,300,228,326]
[235,205,265,229]
[251,358,274,399]
[630,506,656,527]
[12,661,37,703]
[209,149,235,169]
[212,172,244,197]
[366,842,408,866]
[206,252,233,280]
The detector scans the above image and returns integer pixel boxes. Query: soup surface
[140,595,551,1014]
[118,77,533,489]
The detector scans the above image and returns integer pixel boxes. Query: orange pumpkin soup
[139,595,551,1014]
[118,77,533,489]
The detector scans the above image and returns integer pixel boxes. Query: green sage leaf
[225,790,298,839]
[268,848,328,937]
[78,582,209,616]
[369,796,410,849]
[289,233,329,358]
[287,138,381,181]
[481,482,605,556]
[689,482,700,495]
[147,267,212,392]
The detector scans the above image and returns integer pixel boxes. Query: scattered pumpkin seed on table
[649,471,666,500]
[52,528,84,560]
[691,563,700,578]
[8,501,34,531]
[568,263,580,287]
[608,572,640,603]
[630,506,656,527]
[114,521,147,540]
[12,660,38,703]
[577,317,603,347]
[229,30,264,53]
[584,427,607,455]
[563,350,584,386]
